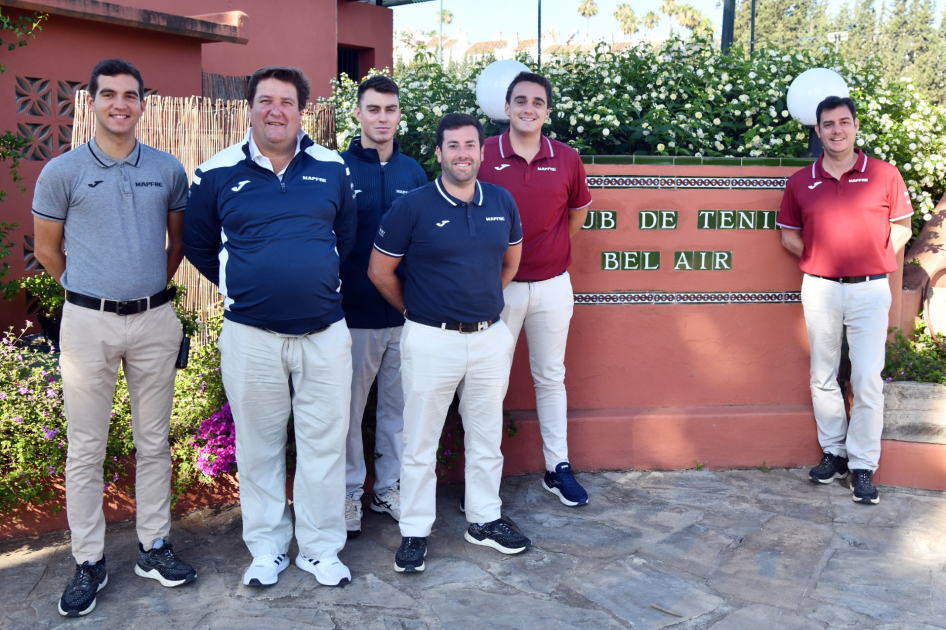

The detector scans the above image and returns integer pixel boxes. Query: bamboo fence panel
[71,92,337,341]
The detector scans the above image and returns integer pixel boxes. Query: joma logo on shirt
[537,167,557,172]
[849,178,869,183]
[303,176,327,183]
[486,217,505,221]
[135,182,163,187]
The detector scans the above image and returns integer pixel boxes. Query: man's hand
[368,249,405,313]
[780,228,804,259]
[167,211,185,283]
[33,217,66,283]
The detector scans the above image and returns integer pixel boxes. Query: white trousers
[801,274,891,471]
[501,272,574,470]
[219,319,352,559]
[346,327,404,500]
[398,320,515,536]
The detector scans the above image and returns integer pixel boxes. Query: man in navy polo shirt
[339,75,428,538]
[778,95,913,505]
[368,113,532,573]
[479,71,593,507]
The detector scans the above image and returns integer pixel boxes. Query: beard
[441,159,480,185]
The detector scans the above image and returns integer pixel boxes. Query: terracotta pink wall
[0,9,202,332]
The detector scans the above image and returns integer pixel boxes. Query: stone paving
[2,468,946,630]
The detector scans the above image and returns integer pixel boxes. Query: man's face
[354,89,401,146]
[505,81,550,136]
[815,104,859,158]
[436,126,484,185]
[87,74,142,138]
[249,78,303,153]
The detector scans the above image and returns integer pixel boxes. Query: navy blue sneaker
[542,462,589,506]
[58,558,108,617]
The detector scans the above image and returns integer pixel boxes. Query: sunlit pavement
[2,469,945,629]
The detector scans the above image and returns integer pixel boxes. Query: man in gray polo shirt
[32,59,197,618]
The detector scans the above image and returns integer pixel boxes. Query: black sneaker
[134,540,197,587]
[809,452,849,484]
[465,518,531,554]
[850,469,880,504]
[58,558,108,617]
[394,536,427,573]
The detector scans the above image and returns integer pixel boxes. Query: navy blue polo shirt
[374,177,523,324]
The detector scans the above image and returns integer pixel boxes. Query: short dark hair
[436,113,485,149]
[505,71,553,109]
[88,59,144,100]
[247,66,311,111]
[357,75,400,104]
[816,96,857,126]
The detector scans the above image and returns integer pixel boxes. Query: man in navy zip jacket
[183,67,356,588]
[339,76,428,538]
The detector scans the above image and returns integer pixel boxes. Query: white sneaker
[242,554,289,586]
[295,554,351,586]
[370,482,401,521]
[345,494,363,538]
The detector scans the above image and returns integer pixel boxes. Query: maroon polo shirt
[777,149,913,277]
[479,131,592,281]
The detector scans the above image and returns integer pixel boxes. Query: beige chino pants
[59,301,182,564]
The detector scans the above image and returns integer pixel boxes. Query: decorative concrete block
[882,381,946,445]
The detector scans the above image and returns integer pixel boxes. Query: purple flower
[13,417,23,423]
[43,428,59,439]
[48,376,55,382]
[0,392,6,399]
[48,466,56,475]
[112,473,119,482]
[17,387,27,395]
[46,389,56,398]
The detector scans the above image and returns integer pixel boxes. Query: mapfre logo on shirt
[486,217,505,221]
[303,176,327,183]
[537,167,557,172]
[849,178,869,183]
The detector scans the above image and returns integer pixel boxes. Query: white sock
[151,538,166,550]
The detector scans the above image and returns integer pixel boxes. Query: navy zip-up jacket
[339,136,428,329]
[183,132,357,334]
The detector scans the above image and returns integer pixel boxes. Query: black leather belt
[66,287,175,316]
[257,324,330,336]
[406,313,497,333]
[807,274,887,284]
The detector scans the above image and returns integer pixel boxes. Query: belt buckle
[477,320,489,332]
[116,298,146,316]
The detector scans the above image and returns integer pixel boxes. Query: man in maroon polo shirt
[778,95,913,505]
[479,71,593,506]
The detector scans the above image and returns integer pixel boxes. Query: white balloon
[786,68,850,127]
[475,59,531,121]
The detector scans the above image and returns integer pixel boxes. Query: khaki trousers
[219,319,352,560]
[59,301,182,564]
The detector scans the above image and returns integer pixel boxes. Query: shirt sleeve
[776,179,802,229]
[507,192,523,245]
[889,168,914,221]
[567,152,593,211]
[334,165,358,264]
[169,160,188,213]
[374,197,412,257]
[31,159,70,223]
[182,167,223,285]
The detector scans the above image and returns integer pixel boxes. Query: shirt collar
[87,137,141,168]
[497,129,555,161]
[434,177,484,206]
[348,135,401,163]
[246,128,305,165]
[812,148,868,180]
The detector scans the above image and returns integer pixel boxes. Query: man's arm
[780,228,804,259]
[166,211,185,282]
[502,243,522,289]
[367,250,405,313]
[182,168,223,285]
[891,216,912,257]
[568,208,588,237]
[334,166,358,264]
[33,217,66,283]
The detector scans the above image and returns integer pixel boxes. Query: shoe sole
[459,500,465,513]
[394,549,427,573]
[346,529,361,540]
[851,486,880,505]
[542,480,588,507]
[370,501,400,521]
[135,564,196,587]
[58,574,108,616]
[464,531,529,555]
[810,471,849,485]
[295,556,351,587]
[243,557,289,586]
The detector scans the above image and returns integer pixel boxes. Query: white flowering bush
[325,38,946,229]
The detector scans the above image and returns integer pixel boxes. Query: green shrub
[883,324,946,384]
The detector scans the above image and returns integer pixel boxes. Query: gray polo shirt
[32,138,188,300]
